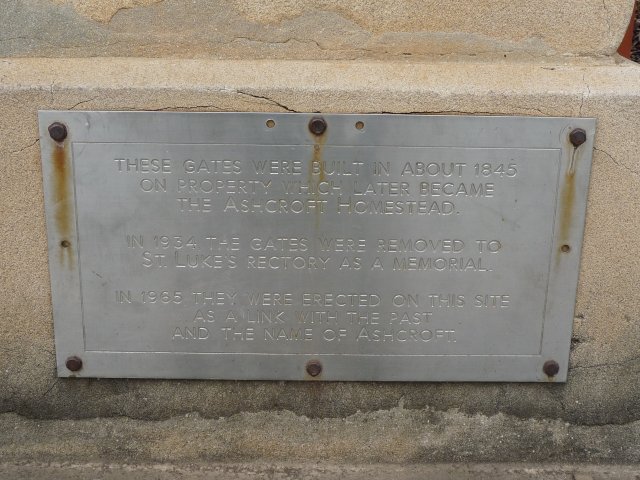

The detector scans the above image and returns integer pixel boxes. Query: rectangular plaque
[39,112,595,381]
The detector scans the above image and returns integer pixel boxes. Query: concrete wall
[0,0,635,58]
[1,0,640,465]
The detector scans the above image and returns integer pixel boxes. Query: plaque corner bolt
[569,128,587,148]
[543,360,560,377]
[305,359,322,377]
[65,356,83,372]
[48,122,68,142]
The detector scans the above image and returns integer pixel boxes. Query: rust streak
[312,142,327,184]
[309,131,327,231]
[557,146,579,265]
[52,143,74,268]
[559,165,575,244]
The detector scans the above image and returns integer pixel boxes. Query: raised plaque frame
[39,111,595,382]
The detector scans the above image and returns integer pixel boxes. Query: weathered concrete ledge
[1,58,640,434]
[0,0,635,58]
[1,408,640,464]
[1,462,640,480]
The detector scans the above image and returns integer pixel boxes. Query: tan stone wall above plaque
[0,0,635,59]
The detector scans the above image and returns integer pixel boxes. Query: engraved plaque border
[38,111,596,382]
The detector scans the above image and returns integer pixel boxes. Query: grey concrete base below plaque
[1,462,640,480]
[1,409,640,465]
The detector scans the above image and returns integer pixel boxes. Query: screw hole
[266,119,276,128]
[355,121,365,130]
[561,244,571,253]
[60,240,71,248]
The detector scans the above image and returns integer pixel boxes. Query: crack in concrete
[570,354,640,371]
[595,147,640,177]
[504,104,548,116]
[380,110,501,115]
[377,106,549,116]
[69,96,99,110]
[579,72,591,116]
[229,36,328,52]
[148,104,229,112]
[108,0,166,23]
[50,0,166,24]
[235,90,297,112]
[9,138,39,154]
[40,379,60,399]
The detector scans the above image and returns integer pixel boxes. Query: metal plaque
[39,111,595,382]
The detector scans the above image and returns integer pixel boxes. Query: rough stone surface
[1,462,640,480]
[0,0,635,59]
[49,0,164,23]
[1,59,640,460]
[1,408,640,464]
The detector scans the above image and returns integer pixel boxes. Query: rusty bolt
[60,240,71,248]
[543,360,560,377]
[48,122,68,142]
[569,128,587,148]
[306,359,322,377]
[308,117,327,136]
[65,356,83,372]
